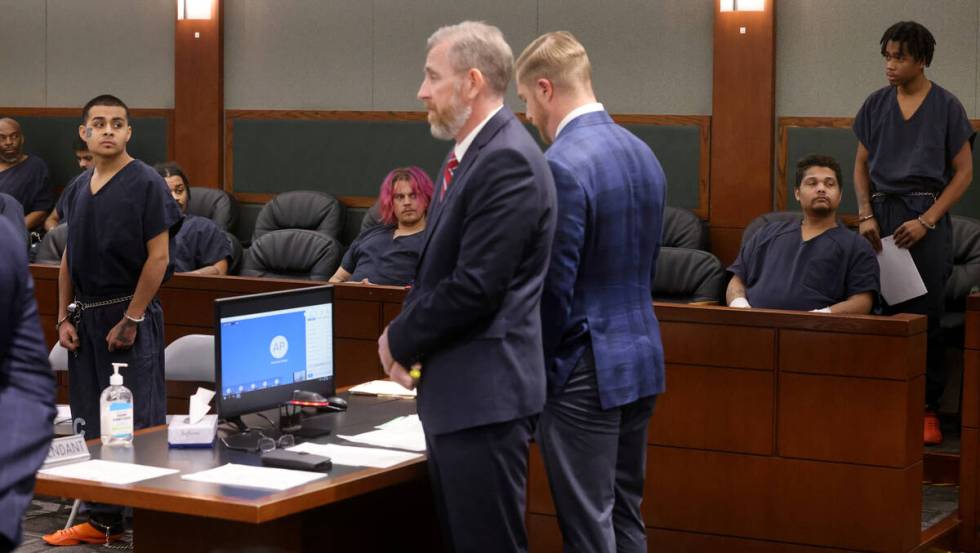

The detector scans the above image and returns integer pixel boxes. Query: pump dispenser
[100,362,134,446]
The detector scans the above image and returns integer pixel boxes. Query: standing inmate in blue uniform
[853,21,975,445]
[45,95,182,546]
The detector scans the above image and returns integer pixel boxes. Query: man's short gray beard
[0,150,21,164]
[429,96,472,141]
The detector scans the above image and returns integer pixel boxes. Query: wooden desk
[35,394,437,553]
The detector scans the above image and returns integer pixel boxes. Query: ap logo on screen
[270,335,289,359]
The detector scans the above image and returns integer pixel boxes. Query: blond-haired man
[517,32,666,553]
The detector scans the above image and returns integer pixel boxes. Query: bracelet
[55,315,69,330]
[857,213,875,222]
[916,216,936,230]
[124,313,145,324]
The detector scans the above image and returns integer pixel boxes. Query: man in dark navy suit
[516,32,666,553]
[0,215,56,552]
[378,20,556,553]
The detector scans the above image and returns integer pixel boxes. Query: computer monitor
[214,285,335,422]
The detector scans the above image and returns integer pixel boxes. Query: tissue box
[168,414,218,448]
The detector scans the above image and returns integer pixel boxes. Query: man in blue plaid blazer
[517,32,666,553]
[0,216,56,552]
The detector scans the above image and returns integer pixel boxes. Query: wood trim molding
[612,114,711,219]
[223,110,711,217]
[776,116,980,211]
[776,116,854,211]
[232,191,376,209]
[0,107,176,160]
[225,109,429,122]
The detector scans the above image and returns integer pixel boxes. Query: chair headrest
[164,334,215,382]
[652,247,725,304]
[253,191,346,241]
[35,223,69,265]
[360,200,382,235]
[187,187,240,233]
[662,206,707,250]
[946,215,980,308]
[241,229,343,280]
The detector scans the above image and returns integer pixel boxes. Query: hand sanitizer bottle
[100,362,134,446]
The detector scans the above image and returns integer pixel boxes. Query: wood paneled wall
[961,294,980,551]
[708,1,776,265]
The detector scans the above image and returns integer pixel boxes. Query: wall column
[174,0,224,188]
[708,0,776,264]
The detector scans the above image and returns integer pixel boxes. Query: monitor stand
[292,413,335,439]
[221,428,267,451]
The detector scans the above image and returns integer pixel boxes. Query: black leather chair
[360,200,382,235]
[652,247,726,304]
[943,215,980,338]
[34,223,67,265]
[223,230,244,275]
[662,206,708,250]
[187,187,240,233]
[240,229,343,280]
[252,191,346,242]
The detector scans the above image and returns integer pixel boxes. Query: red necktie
[440,153,459,200]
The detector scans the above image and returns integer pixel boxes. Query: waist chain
[871,191,936,200]
[67,295,134,327]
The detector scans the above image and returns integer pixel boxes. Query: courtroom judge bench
[30,265,974,552]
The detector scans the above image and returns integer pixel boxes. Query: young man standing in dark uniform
[44,95,182,545]
[853,21,975,445]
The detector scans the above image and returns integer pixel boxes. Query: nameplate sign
[43,434,91,468]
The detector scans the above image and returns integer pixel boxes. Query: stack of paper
[349,380,417,397]
[338,414,426,452]
[40,460,178,485]
[288,442,423,468]
[182,463,326,491]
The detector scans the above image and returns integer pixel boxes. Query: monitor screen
[214,285,335,420]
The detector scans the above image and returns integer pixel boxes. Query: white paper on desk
[349,380,417,397]
[288,442,423,468]
[339,429,426,452]
[877,235,928,305]
[339,414,426,452]
[39,459,178,485]
[375,414,422,432]
[188,387,215,424]
[181,463,326,491]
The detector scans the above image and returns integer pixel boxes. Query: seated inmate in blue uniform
[330,166,433,286]
[727,154,880,314]
[156,162,231,275]
[44,136,93,232]
[0,117,53,231]
[45,94,182,546]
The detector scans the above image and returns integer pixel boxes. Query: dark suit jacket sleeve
[0,219,56,547]
[540,160,587,361]
[389,148,544,364]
